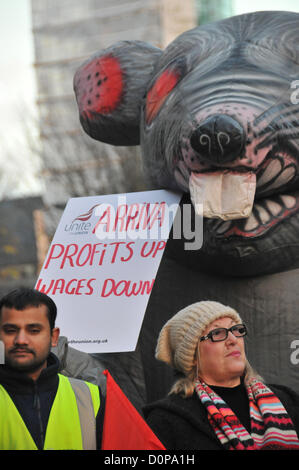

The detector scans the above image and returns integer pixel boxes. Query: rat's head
[74,11,299,277]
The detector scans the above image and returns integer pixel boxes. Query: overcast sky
[0,1,35,141]
[0,0,39,197]
[234,0,299,14]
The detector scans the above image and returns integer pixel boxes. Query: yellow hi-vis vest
[0,374,100,450]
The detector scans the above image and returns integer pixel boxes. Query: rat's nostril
[190,114,246,164]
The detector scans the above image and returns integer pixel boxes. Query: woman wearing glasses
[143,301,299,450]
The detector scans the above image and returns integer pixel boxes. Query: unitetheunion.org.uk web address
[68,339,108,344]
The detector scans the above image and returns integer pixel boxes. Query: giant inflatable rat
[54,11,299,407]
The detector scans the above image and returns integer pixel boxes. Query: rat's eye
[145,57,187,125]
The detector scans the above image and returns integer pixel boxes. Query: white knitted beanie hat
[155,300,242,376]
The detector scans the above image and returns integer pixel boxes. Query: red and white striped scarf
[195,379,299,450]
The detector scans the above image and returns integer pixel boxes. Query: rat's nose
[190,114,246,164]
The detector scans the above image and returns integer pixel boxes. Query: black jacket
[143,383,299,450]
[0,353,105,450]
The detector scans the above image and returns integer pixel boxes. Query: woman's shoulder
[142,392,220,450]
[268,383,299,406]
[143,391,201,419]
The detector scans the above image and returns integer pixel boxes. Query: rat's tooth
[215,220,233,234]
[244,214,259,231]
[280,194,296,209]
[189,171,256,220]
[265,166,296,191]
[257,159,282,187]
[265,199,282,216]
[254,204,270,224]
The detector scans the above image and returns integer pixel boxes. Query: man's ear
[73,40,162,146]
[51,327,60,348]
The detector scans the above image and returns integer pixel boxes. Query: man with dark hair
[0,287,57,331]
[0,288,105,450]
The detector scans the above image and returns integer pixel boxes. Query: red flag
[101,370,165,450]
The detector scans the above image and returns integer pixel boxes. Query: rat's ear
[73,40,162,146]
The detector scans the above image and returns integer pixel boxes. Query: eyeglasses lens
[232,325,247,337]
[211,324,246,342]
[210,328,226,341]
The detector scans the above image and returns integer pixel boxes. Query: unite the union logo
[64,204,101,234]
